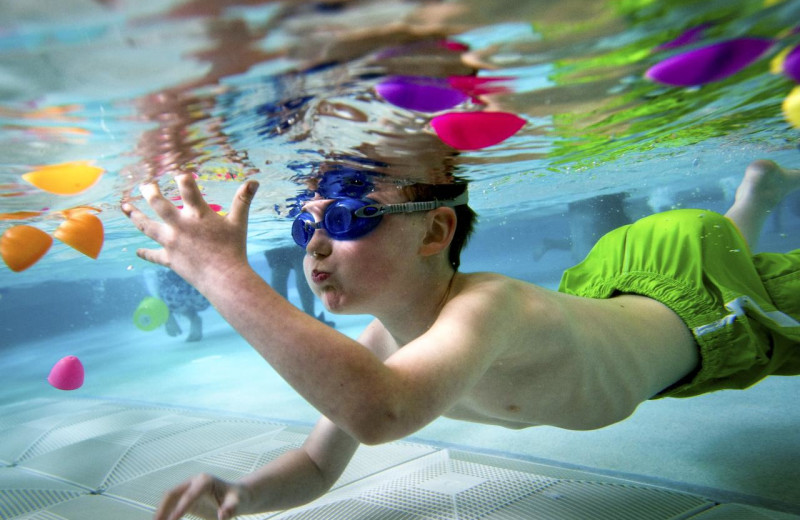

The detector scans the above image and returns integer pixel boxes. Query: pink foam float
[376,76,468,112]
[447,76,514,100]
[646,37,774,86]
[48,355,84,390]
[431,111,525,150]
[374,39,469,60]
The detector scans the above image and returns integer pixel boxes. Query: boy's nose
[305,227,332,258]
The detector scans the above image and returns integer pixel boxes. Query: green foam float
[133,296,169,331]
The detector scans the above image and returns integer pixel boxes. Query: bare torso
[369,273,699,431]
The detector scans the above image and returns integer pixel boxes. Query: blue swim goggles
[292,192,469,248]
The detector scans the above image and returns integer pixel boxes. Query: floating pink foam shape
[646,37,773,86]
[447,76,514,99]
[431,112,525,150]
[784,44,800,83]
[48,355,84,390]
[376,76,468,112]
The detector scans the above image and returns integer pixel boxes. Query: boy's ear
[419,207,457,257]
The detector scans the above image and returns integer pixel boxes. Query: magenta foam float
[646,37,773,86]
[431,111,525,150]
[48,356,85,390]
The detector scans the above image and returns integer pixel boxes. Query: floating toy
[646,38,773,86]
[770,45,793,74]
[22,160,104,195]
[54,212,104,259]
[431,112,526,150]
[447,76,513,100]
[48,356,84,390]
[1,225,52,272]
[783,85,800,128]
[133,296,169,331]
[0,211,44,221]
[376,76,468,112]
[782,44,800,83]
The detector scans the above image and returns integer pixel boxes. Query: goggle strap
[354,191,469,218]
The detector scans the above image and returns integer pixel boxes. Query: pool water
[1,0,800,516]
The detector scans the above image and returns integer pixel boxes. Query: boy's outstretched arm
[154,416,359,520]
[122,174,506,444]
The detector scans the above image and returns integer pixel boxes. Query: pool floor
[1,397,798,520]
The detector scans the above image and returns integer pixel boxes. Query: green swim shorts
[558,209,800,398]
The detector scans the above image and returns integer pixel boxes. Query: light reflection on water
[0,0,798,283]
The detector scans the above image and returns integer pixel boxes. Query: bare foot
[734,160,800,211]
[725,160,800,248]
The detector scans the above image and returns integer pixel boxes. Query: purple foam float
[376,76,468,112]
[783,44,800,83]
[431,112,525,150]
[646,37,773,86]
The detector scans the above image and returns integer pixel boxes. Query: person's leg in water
[267,250,292,300]
[724,160,800,249]
[292,250,316,316]
[164,312,182,337]
[186,310,203,342]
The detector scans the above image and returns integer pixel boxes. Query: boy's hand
[154,473,244,520]
[122,174,259,291]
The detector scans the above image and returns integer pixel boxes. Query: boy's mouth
[311,270,330,283]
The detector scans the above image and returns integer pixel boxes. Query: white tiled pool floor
[1,398,797,520]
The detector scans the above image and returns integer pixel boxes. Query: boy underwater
[122,159,800,520]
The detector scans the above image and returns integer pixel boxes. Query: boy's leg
[724,160,800,249]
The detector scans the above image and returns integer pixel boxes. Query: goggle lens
[292,199,381,248]
[292,212,316,248]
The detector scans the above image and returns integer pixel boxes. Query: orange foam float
[22,160,104,195]
[0,225,53,272]
[0,210,44,221]
[54,212,104,259]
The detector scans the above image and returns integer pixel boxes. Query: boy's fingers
[175,173,207,209]
[170,476,212,520]
[217,488,240,520]
[136,247,169,267]
[140,182,179,222]
[229,180,259,225]
[154,481,191,520]
[123,202,155,236]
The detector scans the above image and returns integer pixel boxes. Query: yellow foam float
[54,212,104,259]
[0,225,53,272]
[783,85,800,128]
[22,160,104,195]
[770,46,791,75]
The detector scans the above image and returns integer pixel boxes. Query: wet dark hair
[401,182,476,271]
